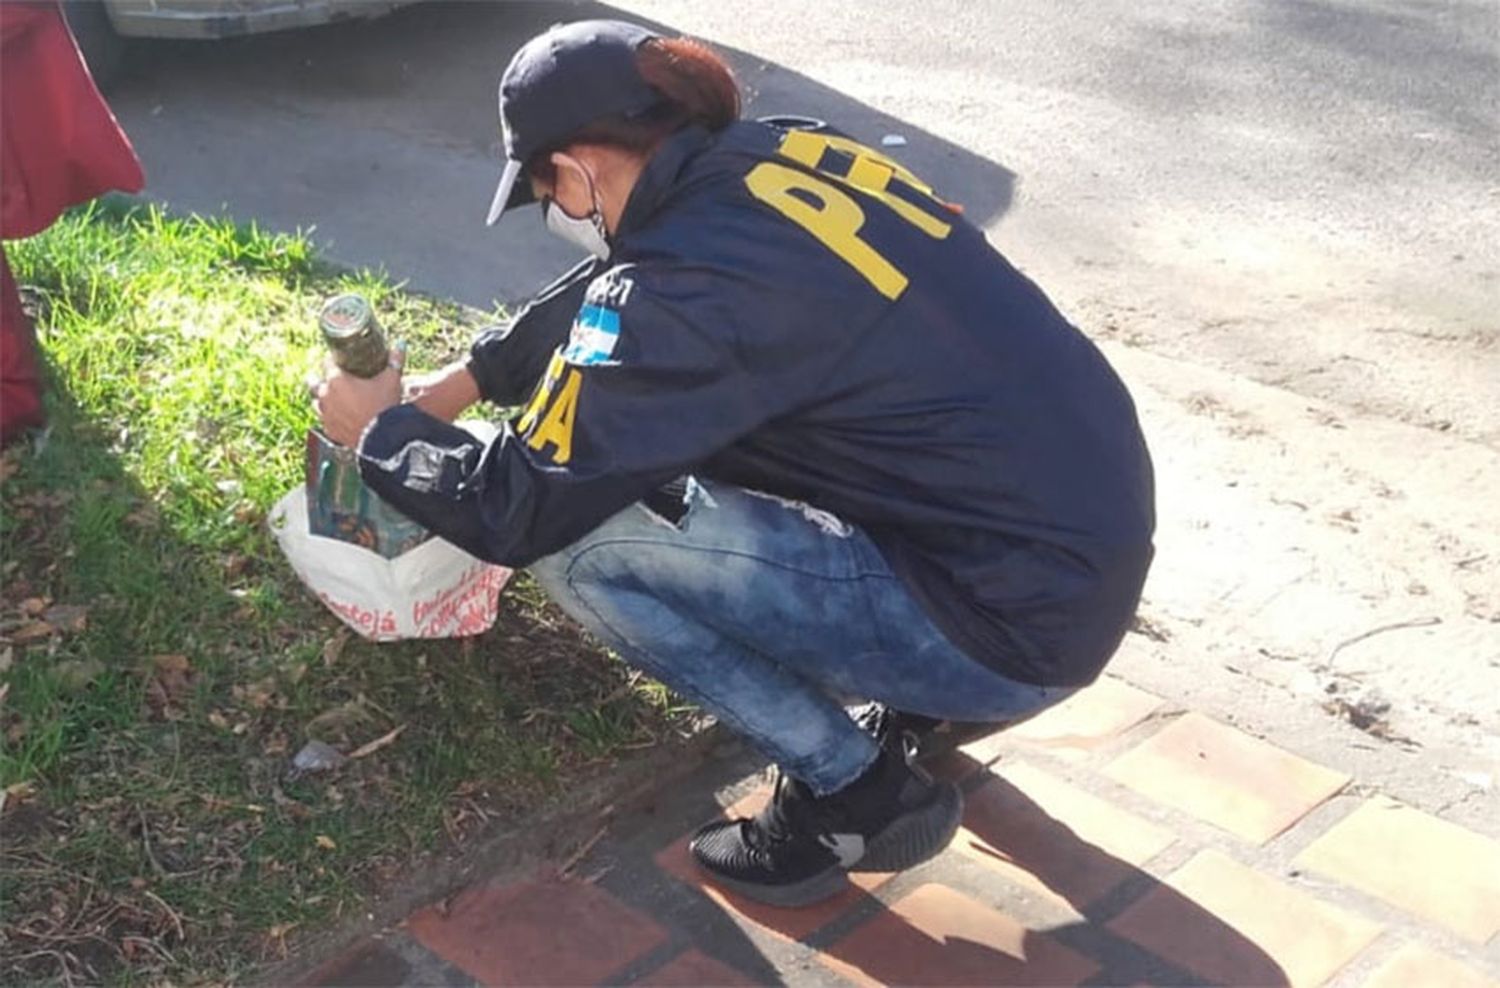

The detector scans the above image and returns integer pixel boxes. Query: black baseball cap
[485,19,663,225]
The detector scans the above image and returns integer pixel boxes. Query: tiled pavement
[300,676,1500,987]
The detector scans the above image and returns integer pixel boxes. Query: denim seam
[557,550,845,785]
[554,535,893,585]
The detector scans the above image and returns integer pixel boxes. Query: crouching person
[313,20,1154,906]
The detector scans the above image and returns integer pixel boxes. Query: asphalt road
[106,0,1499,443]
[616,0,1500,444]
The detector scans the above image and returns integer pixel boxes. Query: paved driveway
[108,0,1499,440]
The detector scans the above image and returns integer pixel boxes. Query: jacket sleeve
[358,264,792,567]
[465,257,598,407]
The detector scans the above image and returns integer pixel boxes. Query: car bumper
[106,0,421,40]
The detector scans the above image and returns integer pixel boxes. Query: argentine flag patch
[561,304,621,366]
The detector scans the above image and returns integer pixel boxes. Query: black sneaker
[852,702,1008,764]
[689,746,963,907]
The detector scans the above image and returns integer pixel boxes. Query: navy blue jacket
[360,120,1154,686]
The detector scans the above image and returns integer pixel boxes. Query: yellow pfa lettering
[524,365,581,464]
[745,162,909,300]
[795,131,933,194]
[776,130,952,240]
[777,128,829,169]
[516,351,566,435]
[844,155,951,239]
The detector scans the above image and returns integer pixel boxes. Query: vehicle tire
[62,1,127,91]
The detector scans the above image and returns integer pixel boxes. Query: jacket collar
[615,125,716,239]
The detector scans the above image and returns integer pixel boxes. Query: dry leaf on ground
[43,603,88,633]
[321,629,350,668]
[233,678,278,711]
[11,620,55,643]
[306,700,370,736]
[145,653,195,720]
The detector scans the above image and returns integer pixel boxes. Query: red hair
[526,36,740,176]
[637,37,740,133]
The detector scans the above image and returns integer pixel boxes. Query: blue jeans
[529,477,1075,795]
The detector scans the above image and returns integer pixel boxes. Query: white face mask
[542,157,611,259]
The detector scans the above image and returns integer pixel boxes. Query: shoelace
[742,771,836,854]
[851,702,929,761]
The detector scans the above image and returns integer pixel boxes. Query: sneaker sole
[692,781,965,909]
[694,857,854,909]
[856,779,964,873]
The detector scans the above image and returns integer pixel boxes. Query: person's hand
[311,350,404,447]
[402,360,482,423]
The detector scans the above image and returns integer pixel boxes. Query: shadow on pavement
[107,0,1014,309]
[587,749,1288,987]
[934,753,1288,987]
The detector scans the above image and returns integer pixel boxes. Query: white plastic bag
[269,475,511,642]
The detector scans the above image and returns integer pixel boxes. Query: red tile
[1295,797,1500,943]
[819,883,1098,987]
[636,949,759,987]
[954,761,1174,912]
[1360,943,1496,988]
[652,786,892,942]
[1108,849,1381,988]
[405,876,669,986]
[300,938,410,987]
[1104,712,1349,843]
[964,676,1163,764]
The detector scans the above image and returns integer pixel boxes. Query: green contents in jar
[319,293,390,378]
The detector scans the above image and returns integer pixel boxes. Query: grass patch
[0,200,692,985]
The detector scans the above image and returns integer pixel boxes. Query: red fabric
[1,1,145,238]
[1,246,44,444]
[1,1,145,442]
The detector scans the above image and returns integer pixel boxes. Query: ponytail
[637,37,740,132]
[525,35,740,179]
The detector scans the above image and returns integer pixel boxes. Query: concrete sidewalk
[296,670,1499,987]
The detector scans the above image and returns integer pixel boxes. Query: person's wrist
[413,361,480,422]
[438,363,480,419]
[449,362,481,407]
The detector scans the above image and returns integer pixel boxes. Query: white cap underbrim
[486,158,525,226]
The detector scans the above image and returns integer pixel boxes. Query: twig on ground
[121,934,176,968]
[348,724,407,760]
[581,864,615,884]
[594,670,645,708]
[137,805,167,879]
[1325,617,1441,668]
[143,889,185,943]
[557,824,609,878]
